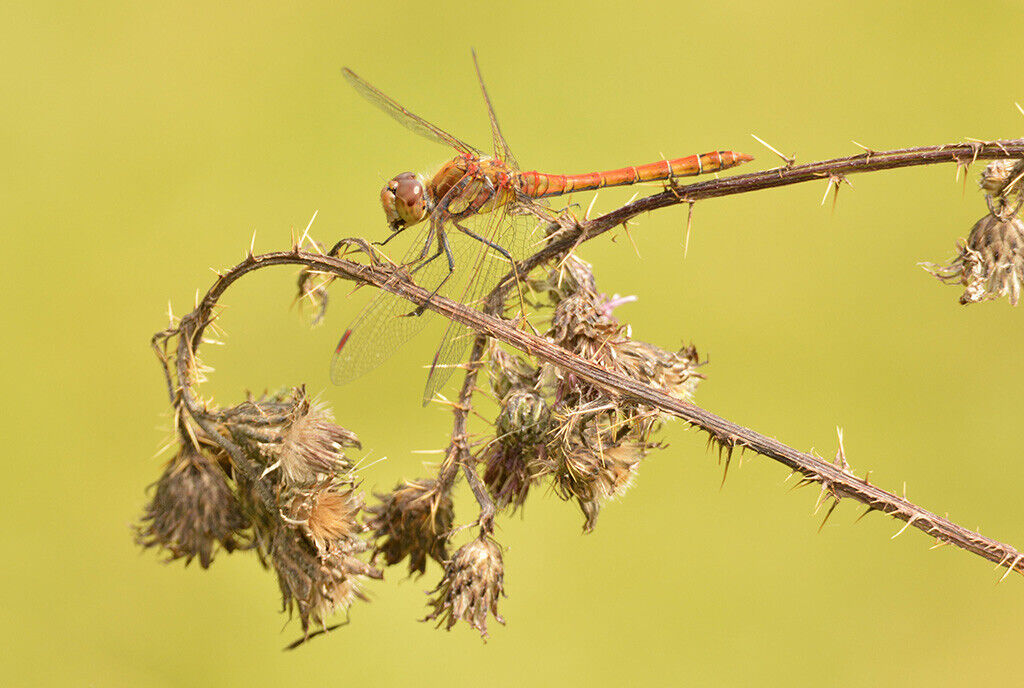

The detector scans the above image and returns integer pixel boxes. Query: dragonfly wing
[470,50,519,170]
[330,215,479,385]
[421,199,540,404]
[330,277,433,385]
[343,68,482,157]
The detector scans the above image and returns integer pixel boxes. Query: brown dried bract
[366,479,453,577]
[275,396,360,485]
[425,536,506,639]
[284,483,364,554]
[270,522,382,634]
[923,214,1024,305]
[135,439,249,568]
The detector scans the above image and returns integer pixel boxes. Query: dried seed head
[615,340,703,400]
[271,523,381,634]
[135,439,248,568]
[276,399,360,485]
[496,389,550,446]
[482,441,548,512]
[366,479,453,577]
[923,214,1024,305]
[284,484,364,554]
[488,343,538,400]
[553,422,646,532]
[980,159,1020,195]
[528,253,597,305]
[980,159,1024,221]
[524,255,691,530]
[483,389,552,510]
[425,536,506,639]
[549,291,624,358]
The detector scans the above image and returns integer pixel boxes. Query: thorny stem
[158,271,278,508]
[437,336,487,491]
[175,322,276,512]
[157,139,1024,578]
[180,247,1024,577]
[496,140,1024,298]
[437,334,497,532]
[462,460,496,533]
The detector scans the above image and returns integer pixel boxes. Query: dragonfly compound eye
[381,172,428,230]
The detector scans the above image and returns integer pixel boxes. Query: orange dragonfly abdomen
[517,150,753,199]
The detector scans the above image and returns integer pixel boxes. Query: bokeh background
[5,1,1024,685]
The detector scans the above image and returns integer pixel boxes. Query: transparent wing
[421,197,543,404]
[343,68,482,157]
[329,215,482,386]
[470,50,519,170]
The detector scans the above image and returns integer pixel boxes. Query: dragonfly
[331,53,754,404]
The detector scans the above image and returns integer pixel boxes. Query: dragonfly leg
[419,221,441,262]
[408,228,456,317]
[453,222,514,264]
[409,238,447,276]
[453,218,529,323]
[373,226,407,247]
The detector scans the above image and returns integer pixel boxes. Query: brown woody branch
[510,139,1024,288]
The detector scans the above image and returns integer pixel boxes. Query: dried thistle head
[517,254,695,529]
[270,521,382,634]
[496,388,550,446]
[425,536,506,639]
[550,412,648,531]
[923,214,1024,305]
[226,437,380,636]
[284,482,364,554]
[218,389,359,486]
[488,343,538,400]
[274,396,360,485]
[135,437,248,568]
[483,389,552,510]
[549,289,625,362]
[528,252,598,305]
[980,159,1024,217]
[614,340,703,401]
[366,479,453,577]
[980,159,1020,195]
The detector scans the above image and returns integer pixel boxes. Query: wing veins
[343,68,482,156]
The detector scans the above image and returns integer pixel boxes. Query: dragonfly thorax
[381,171,432,231]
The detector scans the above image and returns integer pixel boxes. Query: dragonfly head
[381,172,431,231]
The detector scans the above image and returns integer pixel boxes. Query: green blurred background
[5,1,1024,685]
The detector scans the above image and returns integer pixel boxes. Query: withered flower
[271,523,382,634]
[366,479,453,577]
[923,214,1024,305]
[528,252,598,305]
[527,255,688,530]
[275,399,360,485]
[496,389,550,445]
[549,290,624,361]
[483,389,552,510]
[979,159,1021,196]
[136,438,248,568]
[284,483,364,554]
[979,159,1024,217]
[615,340,703,401]
[487,343,538,400]
[425,536,506,639]
[552,417,647,532]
